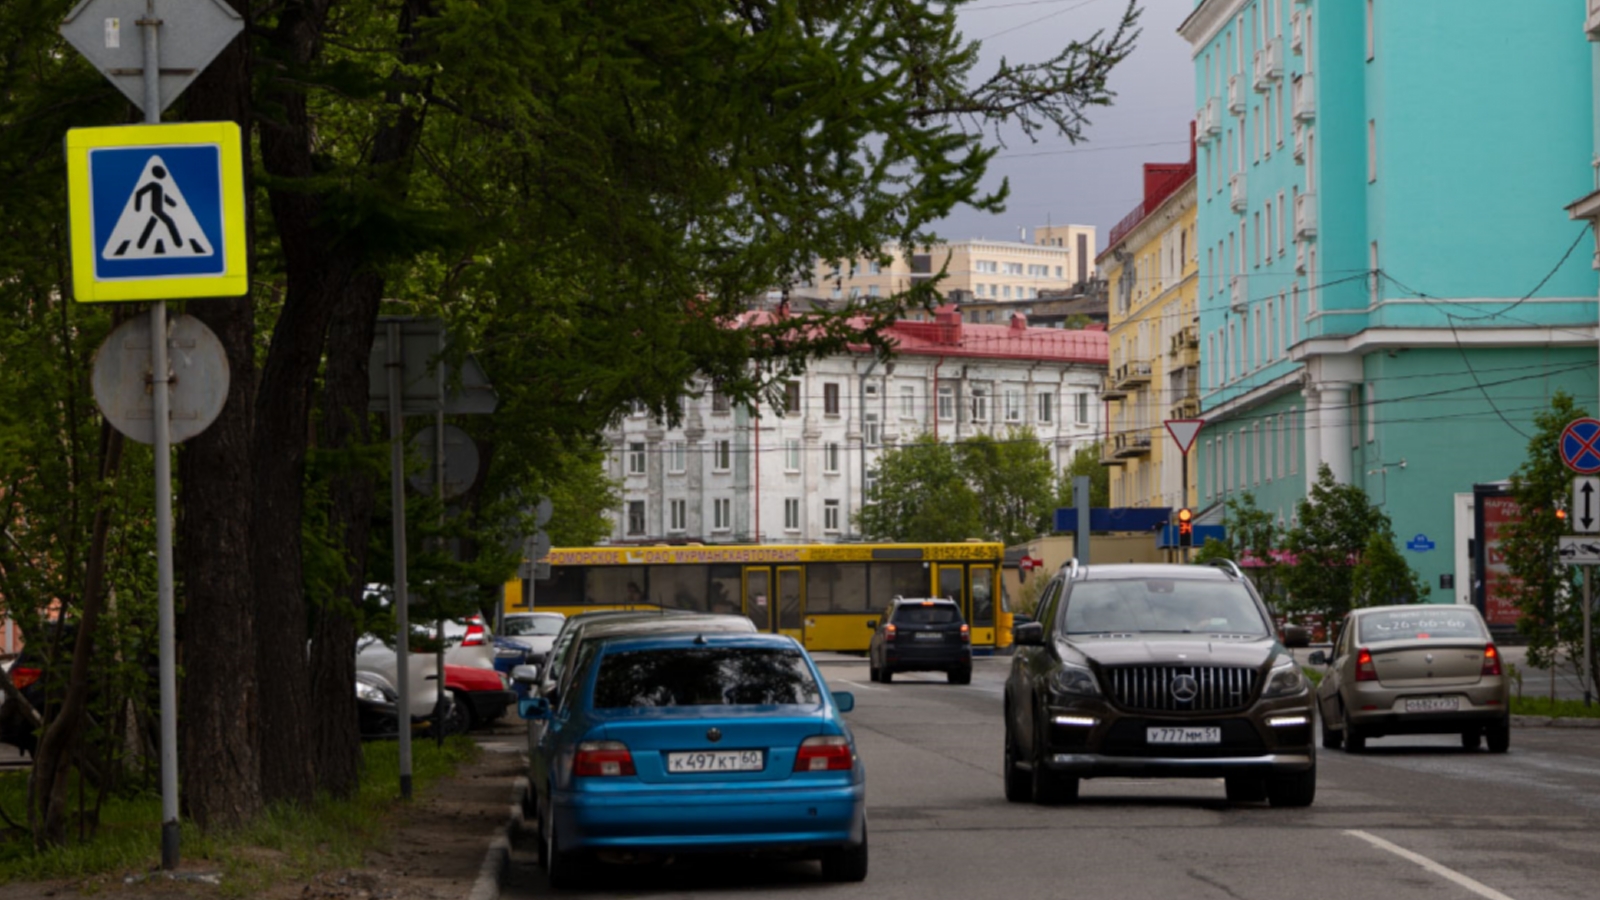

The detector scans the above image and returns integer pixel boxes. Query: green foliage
[957,428,1057,546]
[856,434,982,542]
[1509,695,1600,719]
[1502,392,1595,691]
[1280,464,1410,620]
[1054,442,1110,511]
[1191,493,1285,606]
[1351,522,1429,607]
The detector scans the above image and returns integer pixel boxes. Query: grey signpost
[61,0,244,870]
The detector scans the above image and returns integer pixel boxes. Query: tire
[544,801,588,889]
[1345,729,1366,753]
[1265,764,1317,808]
[1321,722,1343,750]
[1031,727,1079,805]
[820,823,869,882]
[1225,776,1268,804]
[1485,721,1510,754]
[444,691,473,735]
[1003,722,1030,803]
[948,667,972,685]
[868,663,879,683]
[1460,729,1482,751]
[880,667,894,684]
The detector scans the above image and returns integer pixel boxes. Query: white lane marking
[834,680,887,691]
[1344,830,1518,900]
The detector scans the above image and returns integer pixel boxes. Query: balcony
[1198,97,1222,143]
[1295,192,1318,240]
[1168,324,1199,356]
[1295,240,1308,274]
[1290,11,1303,53]
[1113,360,1153,390]
[1101,372,1127,401]
[1589,0,1600,38]
[1293,121,1306,162]
[1100,439,1127,467]
[1253,40,1282,91]
[1292,73,1316,122]
[1229,170,1247,212]
[1112,432,1153,459]
[1227,74,1245,115]
[1230,275,1246,313]
[1170,397,1201,420]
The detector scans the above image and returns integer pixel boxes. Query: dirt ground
[0,731,526,900]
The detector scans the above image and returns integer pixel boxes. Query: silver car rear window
[1358,609,1484,643]
[592,647,821,708]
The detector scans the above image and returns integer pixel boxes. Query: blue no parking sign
[1560,418,1600,474]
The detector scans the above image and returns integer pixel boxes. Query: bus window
[937,566,964,605]
[588,566,648,606]
[807,563,869,613]
[708,565,741,616]
[869,561,928,605]
[648,564,710,611]
[532,566,586,606]
[971,566,996,631]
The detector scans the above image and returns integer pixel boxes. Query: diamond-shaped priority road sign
[1165,419,1204,455]
[61,0,244,115]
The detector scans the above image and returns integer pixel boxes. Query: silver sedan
[1310,604,1510,753]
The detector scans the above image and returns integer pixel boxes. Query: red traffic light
[1177,508,1194,547]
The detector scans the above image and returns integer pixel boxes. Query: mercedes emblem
[1170,673,1200,703]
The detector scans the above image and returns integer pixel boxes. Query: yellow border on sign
[66,122,248,303]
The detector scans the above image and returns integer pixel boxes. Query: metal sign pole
[136,10,181,871]
[386,322,414,798]
[1585,565,1594,706]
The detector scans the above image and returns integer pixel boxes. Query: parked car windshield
[892,605,961,625]
[592,647,821,708]
[1358,608,1485,643]
[502,615,564,637]
[1062,580,1268,636]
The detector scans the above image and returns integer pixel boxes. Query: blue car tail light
[575,740,636,777]
[794,735,853,772]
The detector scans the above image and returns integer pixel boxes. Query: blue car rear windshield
[592,647,821,708]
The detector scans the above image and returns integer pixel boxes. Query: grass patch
[1509,695,1600,719]
[0,735,476,891]
[1301,666,1322,687]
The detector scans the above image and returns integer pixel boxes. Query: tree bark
[175,0,262,830]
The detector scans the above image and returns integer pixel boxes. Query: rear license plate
[1146,726,1222,745]
[666,749,764,773]
[1404,697,1461,713]
[914,632,943,641]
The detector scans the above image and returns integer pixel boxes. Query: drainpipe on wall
[933,356,945,441]
[858,356,881,528]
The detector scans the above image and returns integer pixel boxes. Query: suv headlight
[355,681,387,704]
[1050,662,1101,698]
[1261,658,1307,698]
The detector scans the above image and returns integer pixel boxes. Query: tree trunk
[175,0,263,830]
[309,273,385,798]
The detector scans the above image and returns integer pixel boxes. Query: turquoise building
[1178,0,1598,608]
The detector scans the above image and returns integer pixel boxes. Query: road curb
[467,775,527,900]
[1511,714,1600,728]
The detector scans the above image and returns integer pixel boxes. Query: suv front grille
[1102,665,1258,713]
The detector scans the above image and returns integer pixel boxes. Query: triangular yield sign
[1165,418,1204,454]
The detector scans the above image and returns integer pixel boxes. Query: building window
[865,467,879,497]
[865,412,881,447]
[938,385,955,420]
[668,499,686,533]
[824,383,841,415]
[784,381,801,415]
[667,441,686,474]
[626,501,646,536]
[1365,0,1375,60]
[627,442,646,475]
[1369,241,1380,305]
[823,499,841,533]
[900,385,916,419]
[1076,393,1089,425]
[713,497,731,531]
[785,438,801,472]
[713,439,731,472]
[711,387,731,414]
[1038,392,1054,424]
[1004,389,1022,422]
[824,442,840,474]
[784,498,801,532]
[1367,119,1377,183]
[971,386,989,423]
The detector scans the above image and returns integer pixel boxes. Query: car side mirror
[518,696,551,721]
[510,664,541,686]
[832,690,855,713]
[1013,614,1035,627]
[1281,624,1310,649]
[1012,621,1045,646]
[866,620,877,631]
[1307,650,1328,666]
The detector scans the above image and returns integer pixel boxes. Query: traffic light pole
[1181,449,1190,563]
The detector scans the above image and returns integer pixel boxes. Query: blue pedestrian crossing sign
[66,122,247,302]
[1560,417,1600,474]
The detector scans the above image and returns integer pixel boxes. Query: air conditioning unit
[1229,171,1248,213]
[1292,73,1316,122]
[1294,192,1318,240]
[1228,74,1245,115]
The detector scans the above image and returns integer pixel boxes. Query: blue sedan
[519,631,866,886]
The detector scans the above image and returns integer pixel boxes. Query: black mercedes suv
[869,597,972,684]
[1003,560,1315,806]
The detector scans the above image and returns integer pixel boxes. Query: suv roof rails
[1205,558,1245,579]
[1058,557,1082,580]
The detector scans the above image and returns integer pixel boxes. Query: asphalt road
[501,654,1600,900]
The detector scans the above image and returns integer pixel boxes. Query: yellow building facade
[1099,162,1199,511]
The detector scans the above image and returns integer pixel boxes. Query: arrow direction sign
[1575,477,1600,534]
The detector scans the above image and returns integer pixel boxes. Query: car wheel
[1265,763,1317,808]
[1003,721,1029,803]
[1031,726,1079,805]
[544,800,588,888]
[820,822,868,882]
[1485,721,1511,754]
[1460,729,1482,750]
[868,663,880,683]
[1225,776,1267,804]
[444,691,473,735]
[880,667,894,684]
[948,667,972,685]
[1321,721,1343,750]
[1345,729,1366,753]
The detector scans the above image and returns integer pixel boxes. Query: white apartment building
[604,308,1108,544]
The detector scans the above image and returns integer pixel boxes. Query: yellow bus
[504,542,1012,653]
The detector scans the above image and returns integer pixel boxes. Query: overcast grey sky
[935,0,1197,251]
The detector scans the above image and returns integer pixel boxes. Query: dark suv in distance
[868,597,972,684]
[1004,560,1315,806]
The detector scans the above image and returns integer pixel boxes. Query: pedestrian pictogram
[1560,418,1600,475]
[66,122,247,302]
[101,155,214,260]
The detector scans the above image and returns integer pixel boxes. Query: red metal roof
[740,306,1107,365]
